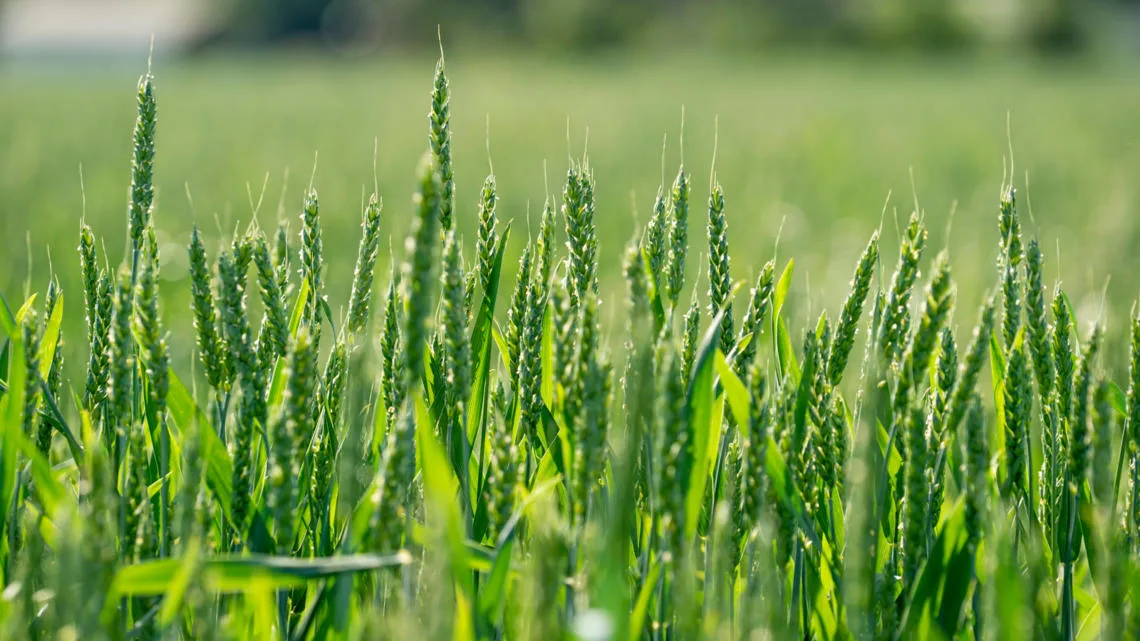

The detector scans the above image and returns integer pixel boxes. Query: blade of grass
[111,553,410,597]
[684,310,724,544]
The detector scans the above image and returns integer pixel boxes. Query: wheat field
[1,52,1139,639]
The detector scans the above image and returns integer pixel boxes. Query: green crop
[0,56,1138,641]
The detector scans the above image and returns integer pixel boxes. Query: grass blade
[112,553,408,596]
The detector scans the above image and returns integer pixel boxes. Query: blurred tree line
[216,0,1125,52]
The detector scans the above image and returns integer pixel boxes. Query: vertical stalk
[1062,470,1077,641]
[159,415,169,558]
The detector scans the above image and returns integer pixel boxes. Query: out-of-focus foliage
[213,0,1105,52]
[5,53,1140,387]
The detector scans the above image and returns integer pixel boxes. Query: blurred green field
[3,53,1140,375]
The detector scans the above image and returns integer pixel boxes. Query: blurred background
[2,0,1130,54]
[2,0,1140,376]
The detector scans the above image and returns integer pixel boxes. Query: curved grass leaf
[168,369,233,521]
[876,421,902,478]
[36,294,63,380]
[764,434,825,555]
[538,403,565,482]
[0,328,27,555]
[773,259,794,322]
[111,552,409,597]
[808,537,841,640]
[989,331,1007,459]
[468,225,511,442]
[318,296,337,340]
[0,290,15,338]
[1105,381,1127,417]
[0,367,83,462]
[495,475,561,551]
[776,316,800,385]
[829,487,846,551]
[476,538,514,624]
[714,350,749,433]
[630,559,662,641]
[684,310,724,544]
[491,324,511,380]
[1077,481,1100,588]
[729,332,753,363]
[268,278,311,412]
[793,337,818,453]
[158,541,200,625]
[17,427,65,515]
[345,474,378,552]
[772,259,796,382]
[14,294,37,326]
[1075,585,1101,641]
[900,498,971,638]
[415,390,473,598]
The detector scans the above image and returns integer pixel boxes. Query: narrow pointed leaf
[684,310,724,543]
[111,553,408,597]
